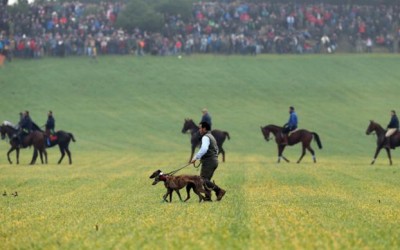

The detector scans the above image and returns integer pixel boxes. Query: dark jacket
[387,115,399,129]
[20,116,33,133]
[46,116,55,130]
[201,113,212,128]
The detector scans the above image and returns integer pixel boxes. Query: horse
[46,130,76,164]
[181,119,230,163]
[0,121,47,165]
[365,120,400,165]
[260,124,322,163]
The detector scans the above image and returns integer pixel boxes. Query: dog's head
[149,169,164,185]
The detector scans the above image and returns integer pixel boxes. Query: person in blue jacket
[281,106,298,145]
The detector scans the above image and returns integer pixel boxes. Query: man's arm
[191,136,210,163]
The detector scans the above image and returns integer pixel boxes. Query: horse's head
[0,121,18,140]
[260,126,271,141]
[182,118,195,134]
[0,125,5,140]
[366,120,377,135]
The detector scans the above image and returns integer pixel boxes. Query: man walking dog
[191,121,226,201]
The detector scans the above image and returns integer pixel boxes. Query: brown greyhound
[149,170,209,202]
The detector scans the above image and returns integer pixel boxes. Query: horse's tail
[224,131,230,140]
[312,132,322,149]
[69,133,76,142]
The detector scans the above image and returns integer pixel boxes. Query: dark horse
[181,119,230,163]
[45,130,76,164]
[260,124,322,163]
[0,121,47,165]
[365,120,400,165]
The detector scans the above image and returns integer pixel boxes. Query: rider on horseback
[384,110,399,149]
[201,108,212,129]
[17,111,33,146]
[281,106,298,145]
[45,110,55,146]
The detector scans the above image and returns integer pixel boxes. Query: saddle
[50,135,58,141]
[288,128,299,136]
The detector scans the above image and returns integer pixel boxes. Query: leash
[166,163,193,176]
[193,162,201,169]
[166,161,202,176]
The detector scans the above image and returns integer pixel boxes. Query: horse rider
[200,108,212,129]
[45,110,55,146]
[195,108,213,142]
[18,112,23,127]
[384,110,399,149]
[281,106,298,145]
[17,110,33,146]
[191,121,226,201]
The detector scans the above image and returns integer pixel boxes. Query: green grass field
[1,54,400,249]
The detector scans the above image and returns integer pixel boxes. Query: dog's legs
[194,189,205,203]
[175,190,183,202]
[168,188,173,202]
[184,184,192,202]
[196,183,208,202]
[163,192,168,202]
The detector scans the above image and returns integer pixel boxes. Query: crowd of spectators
[1,0,400,60]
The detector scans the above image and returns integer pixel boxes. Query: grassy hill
[0,55,399,249]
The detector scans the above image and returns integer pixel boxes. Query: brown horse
[365,120,400,165]
[181,119,230,163]
[0,121,47,165]
[260,124,322,163]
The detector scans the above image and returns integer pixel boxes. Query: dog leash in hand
[193,162,201,169]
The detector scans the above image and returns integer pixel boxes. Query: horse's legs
[16,148,20,164]
[298,145,316,163]
[7,148,14,164]
[277,146,282,163]
[297,145,307,163]
[39,150,44,164]
[308,146,316,163]
[30,149,38,165]
[385,148,392,165]
[277,146,289,163]
[7,147,15,164]
[58,146,66,164]
[43,149,48,164]
[219,146,225,162]
[65,147,72,164]
[371,147,383,165]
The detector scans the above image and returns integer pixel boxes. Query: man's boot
[212,182,226,201]
[203,181,213,201]
[216,188,226,201]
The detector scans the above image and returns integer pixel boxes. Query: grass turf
[0,54,399,249]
